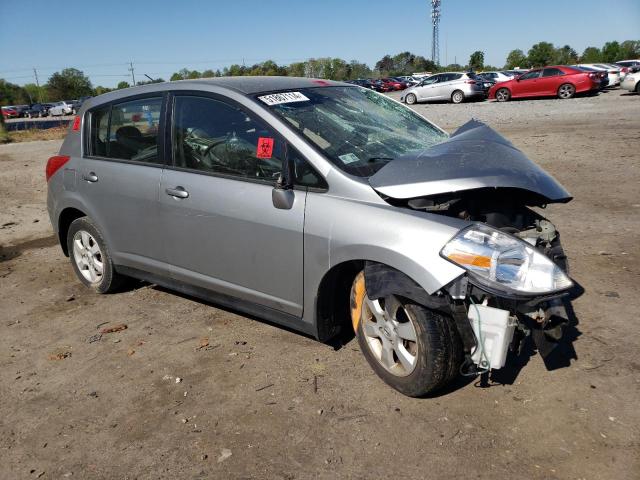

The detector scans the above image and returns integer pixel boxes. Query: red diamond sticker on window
[256,137,274,159]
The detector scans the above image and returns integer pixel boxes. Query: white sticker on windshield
[258,91,310,106]
[339,153,360,165]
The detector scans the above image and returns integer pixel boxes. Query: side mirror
[272,176,295,210]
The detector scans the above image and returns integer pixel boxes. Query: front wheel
[495,88,511,102]
[557,83,576,99]
[67,217,127,293]
[405,93,417,105]
[451,90,464,104]
[350,271,462,397]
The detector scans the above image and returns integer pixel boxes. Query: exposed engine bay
[381,187,574,374]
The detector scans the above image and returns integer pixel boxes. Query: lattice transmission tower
[431,0,441,65]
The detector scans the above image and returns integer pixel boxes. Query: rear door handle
[165,186,189,199]
[83,172,98,183]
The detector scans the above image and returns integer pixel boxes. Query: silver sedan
[400,72,487,104]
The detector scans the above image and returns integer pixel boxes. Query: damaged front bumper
[446,274,575,374]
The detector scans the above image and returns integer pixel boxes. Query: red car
[489,65,600,102]
[1,106,19,119]
[380,78,407,91]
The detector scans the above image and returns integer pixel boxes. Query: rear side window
[89,106,110,157]
[88,97,163,164]
[542,68,564,77]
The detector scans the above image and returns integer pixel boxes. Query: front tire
[405,93,417,105]
[451,90,464,104]
[557,83,576,99]
[67,217,126,293]
[350,271,462,397]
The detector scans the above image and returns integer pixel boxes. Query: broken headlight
[441,224,572,295]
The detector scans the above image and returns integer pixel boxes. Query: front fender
[302,193,467,328]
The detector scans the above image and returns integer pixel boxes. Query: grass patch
[5,126,68,143]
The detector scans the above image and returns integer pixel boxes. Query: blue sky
[1,0,638,87]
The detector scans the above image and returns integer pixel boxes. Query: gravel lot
[1,89,639,479]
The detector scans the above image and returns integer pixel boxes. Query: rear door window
[87,97,163,164]
[108,98,163,163]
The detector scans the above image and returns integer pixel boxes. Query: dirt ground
[1,89,639,479]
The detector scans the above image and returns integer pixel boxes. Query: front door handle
[83,172,98,183]
[165,186,189,199]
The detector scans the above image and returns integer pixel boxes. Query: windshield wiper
[367,157,394,163]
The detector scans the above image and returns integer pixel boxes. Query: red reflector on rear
[72,116,81,131]
[46,155,70,182]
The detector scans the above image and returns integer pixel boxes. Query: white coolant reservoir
[468,304,515,370]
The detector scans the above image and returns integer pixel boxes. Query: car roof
[81,76,352,112]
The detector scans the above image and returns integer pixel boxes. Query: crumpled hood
[369,119,572,203]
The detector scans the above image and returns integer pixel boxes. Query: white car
[578,64,620,86]
[621,71,639,93]
[48,101,75,116]
[615,59,640,79]
[479,71,513,83]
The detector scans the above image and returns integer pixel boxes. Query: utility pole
[128,61,136,86]
[33,68,41,103]
[430,0,441,66]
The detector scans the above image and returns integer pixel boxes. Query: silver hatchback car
[400,72,486,104]
[47,77,574,397]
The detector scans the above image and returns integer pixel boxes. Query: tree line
[1,40,638,105]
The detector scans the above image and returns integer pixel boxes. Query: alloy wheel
[72,230,104,284]
[496,88,510,102]
[558,84,575,99]
[361,295,419,377]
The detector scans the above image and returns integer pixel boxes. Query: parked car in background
[479,71,513,83]
[621,69,640,93]
[345,79,378,90]
[573,65,609,88]
[380,78,407,91]
[577,64,620,86]
[14,105,30,117]
[396,75,420,86]
[372,79,392,92]
[489,66,600,101]
[25,103,49,118]
[46,77,575,397]
[401,72,486,104]
[49,101,76,116]
[1,106,19,118]
[616,59,640,79]
[476,75,495,94]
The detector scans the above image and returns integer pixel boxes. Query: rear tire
[405,93,417,105]
[451,90,464,104]
[557,83,576,99]
[495,88,511,102]
[636,82,640,93]
[350,271,462,397]
[67,217,127,294]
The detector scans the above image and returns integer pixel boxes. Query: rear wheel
[67,217,127,293]
[350,271,462,397]
[451,90,464,104]
[557,83,576,99]
[636,82,640,93]
[405,93,417,105]
[495,88,511,102]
